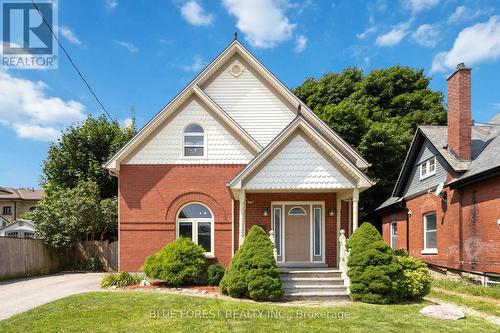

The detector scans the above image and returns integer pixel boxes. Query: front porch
[236,190,360,269]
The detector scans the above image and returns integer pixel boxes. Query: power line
[31,0,114,121]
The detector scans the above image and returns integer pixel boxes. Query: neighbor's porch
[234,189,360,269]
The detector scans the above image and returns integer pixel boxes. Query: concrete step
[283,291,350,301]
[281,277,344,286]
[280,271,342,279]
[283,285,347,293]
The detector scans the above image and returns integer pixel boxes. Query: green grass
[432,279,500,299]
[429,289,499,317]
[0,292,497,333]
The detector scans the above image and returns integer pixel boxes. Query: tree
[31,181,117,252]
[293,66,446,222]
[42,115,136,199]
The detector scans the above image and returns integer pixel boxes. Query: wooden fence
[0,237,117,280]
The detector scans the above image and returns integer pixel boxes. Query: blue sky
[1,0,499,188]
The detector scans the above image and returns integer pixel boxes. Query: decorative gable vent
[229,63,244,77]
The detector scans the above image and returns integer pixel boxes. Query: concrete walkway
[0,272,104,321]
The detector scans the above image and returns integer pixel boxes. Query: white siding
[124,98,254,164]
[203,59,296,146]
[244,134,355,190]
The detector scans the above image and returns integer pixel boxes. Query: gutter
[449,165,500,189]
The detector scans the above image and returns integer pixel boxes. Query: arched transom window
[177,203,213,256]
[288,206,306,216]
[183,124,205,157]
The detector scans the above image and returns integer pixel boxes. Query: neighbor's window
[2,206,12,215]
[5,231,19,237]
[183,124,205,157]
[420,157,436,180]
[177,203,213,255]
[24,232,34,239]
[390,222,398,249]
[423,212,437,251]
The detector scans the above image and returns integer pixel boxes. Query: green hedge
[207,263,225,286]
[143,237,207,286]
[220,225,283,301]
[347,222,431,304]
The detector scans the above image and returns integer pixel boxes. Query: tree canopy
[42,115,136,199]
[293,66,447,221]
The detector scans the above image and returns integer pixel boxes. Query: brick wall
[382,175,500,273]
[119,164,245,271]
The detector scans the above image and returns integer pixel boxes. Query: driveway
[0,272,105,321]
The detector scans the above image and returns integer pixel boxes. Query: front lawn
[0,292,497,333]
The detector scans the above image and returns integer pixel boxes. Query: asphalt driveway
[0,272,104,321]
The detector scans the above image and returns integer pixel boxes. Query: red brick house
[105,40,374,274]
[377,64,500,274]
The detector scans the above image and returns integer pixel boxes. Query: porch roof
[228,116,375,196]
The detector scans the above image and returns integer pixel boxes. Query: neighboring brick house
[0,188,44,224]
[377,64,500,274]
[105,40,375,272]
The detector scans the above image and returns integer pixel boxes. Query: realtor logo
[1,0,58,69]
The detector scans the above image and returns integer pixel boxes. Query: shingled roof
[0,188,44,201]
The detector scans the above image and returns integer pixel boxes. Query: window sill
[421,249,438,255]
[204,254,215,259]
[419,172,436,181]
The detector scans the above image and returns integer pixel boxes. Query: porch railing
[339,229,350,292]
[269,230,277,260]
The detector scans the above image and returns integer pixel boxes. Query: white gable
[124,98,254,164]
[244,134,356,190]
[203,58,296,146]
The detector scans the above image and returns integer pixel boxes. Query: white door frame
[271,201,325,264]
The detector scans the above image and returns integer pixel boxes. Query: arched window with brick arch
[176,202,214,257]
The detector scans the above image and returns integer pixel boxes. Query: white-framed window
[176,202,214,257]
[5,231,19,237]
[313,207,322,256]
[423,212,437,253]
[24,232,34,239]
[2,206,12,215]
[183,124,205,157]
[288,206,306,216]
[272,207,282,256]
[390,222,398,249]
[420,156,436,180]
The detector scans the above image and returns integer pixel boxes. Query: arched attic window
[183,124,205,157]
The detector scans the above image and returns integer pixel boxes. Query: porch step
[279,268,349,301]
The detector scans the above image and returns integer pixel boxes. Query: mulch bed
[121,282,220,294]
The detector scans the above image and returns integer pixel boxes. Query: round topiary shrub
[220,225,283,301]
[393,251,432,300]
[207,263,225,286]
[143,237,207,286]
[347,222,403,304]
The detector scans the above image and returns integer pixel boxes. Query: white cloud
[115,40,139,53]
[105,0,118,10]
[120,117,133,128]
[375,21,411,47]
[448,5,484,24]
[181,55,206,72]
[58,26,82,45]
[222,0,296,48]
[0,70,86,142]
[431,16,500,73]
[294,35,307,53]
[180,0,213,26]
[407,0,439,13]
[357,26,378,40]
[411,24,439,47]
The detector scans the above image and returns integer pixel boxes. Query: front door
[284,205,310,261]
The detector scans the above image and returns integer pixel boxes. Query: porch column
[336,196,341,265]
[238,190,246,247]
[352,188,359,232]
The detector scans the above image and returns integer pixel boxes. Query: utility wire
[31,0,114,121]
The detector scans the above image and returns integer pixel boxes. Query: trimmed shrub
[207,263,225,286]
[75,257,104,272]
[393,252,432,300]
[347,223,403,304]
[220,225,283,301]
[101,272,143,288]
[143,237,207,286]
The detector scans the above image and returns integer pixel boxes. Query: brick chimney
[447,63,472,161]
